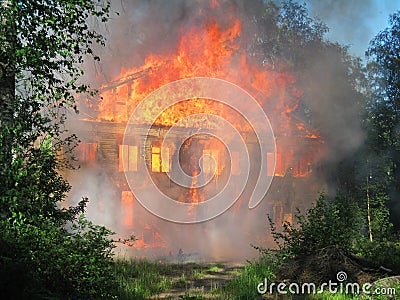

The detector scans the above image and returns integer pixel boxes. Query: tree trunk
[366,174,373,242]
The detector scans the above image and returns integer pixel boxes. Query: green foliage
[367,11,400,109]
[1,0,111,156]
[1,211,117,299]
[249,0,328,70]
[356,238,400,273]
[367,187,393,242]
[331,10,400,276]
[0,0,118,299]
[268,194,363,257]
[0,136,118,298]
[365,10,400,231]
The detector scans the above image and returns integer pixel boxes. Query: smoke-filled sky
[303,0,400,57]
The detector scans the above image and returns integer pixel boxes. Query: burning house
[65,2,325,259]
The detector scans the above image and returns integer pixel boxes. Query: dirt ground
[153,263,244,299]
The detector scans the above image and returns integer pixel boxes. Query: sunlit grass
[113,259,175,299]
[113,259,224,299]
[208,265,223,272]
[217,258,276,300]
[113,258,398,299]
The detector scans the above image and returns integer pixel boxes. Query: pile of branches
[277,246,391,285]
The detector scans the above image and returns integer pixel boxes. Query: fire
[73,2,326,255]
[96,8,319,140]
[95,5,321,180]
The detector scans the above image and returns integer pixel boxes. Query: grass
[113,259,175,299]
[217,258,276,300]
[284,275,400,300]
[310,293,360,299]
[112,258,399,299]
[113,258,228,299]
[208,265,223,273]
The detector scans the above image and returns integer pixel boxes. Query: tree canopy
[0,1,120,298]
[360,10,400,233]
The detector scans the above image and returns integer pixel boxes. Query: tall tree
[0,0,15,193]
[0,1,120,298]
[366,11,400,230]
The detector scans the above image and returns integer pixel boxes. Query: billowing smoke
[66,0,370,261]
[67,167,121,230]
[85,0,209,82]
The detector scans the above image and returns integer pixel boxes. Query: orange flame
[96,6,320,160]
[82,3,325,252]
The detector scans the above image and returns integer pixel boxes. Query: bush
[268,194,363,257]
[0,138,118,299]
[356,238,400,273]
[0,211,118,299]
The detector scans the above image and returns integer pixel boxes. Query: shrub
[268,194,363,257]
[356,238,400,273]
